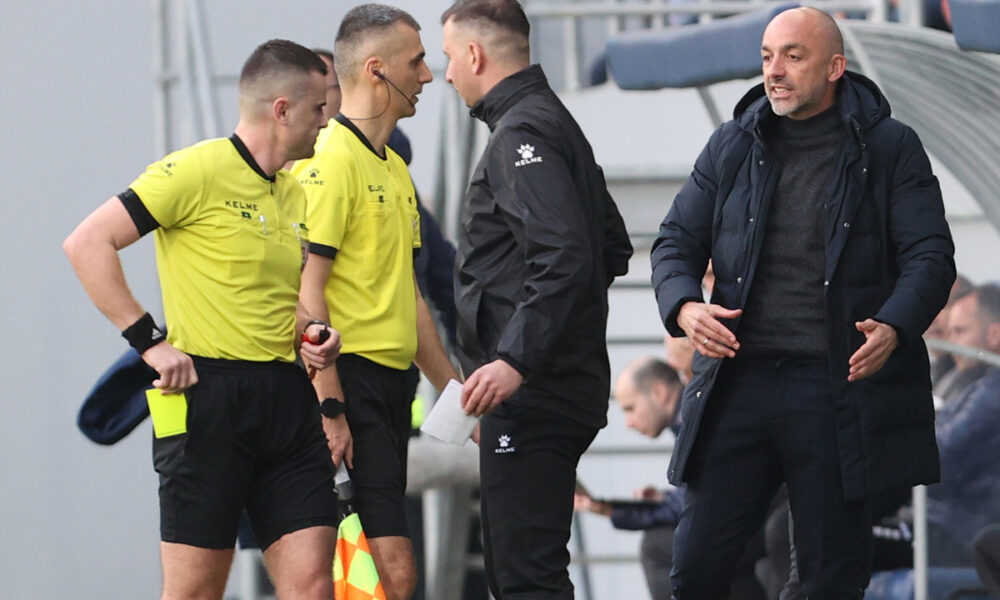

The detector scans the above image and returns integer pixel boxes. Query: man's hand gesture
[677,301,742,359]
[848,319,899,381]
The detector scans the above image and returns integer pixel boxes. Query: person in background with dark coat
[651,7,954,598]
[924,283,1000,566]
[441,1,633,597]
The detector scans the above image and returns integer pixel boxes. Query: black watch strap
[320,396,346,419]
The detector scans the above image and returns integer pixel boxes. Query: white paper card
[420,379,478,445]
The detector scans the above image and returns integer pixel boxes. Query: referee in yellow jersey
[294,6,460,600]
[64,40,342,600]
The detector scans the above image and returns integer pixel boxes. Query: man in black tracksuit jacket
[441,2,632,598]
[652,8,955,598]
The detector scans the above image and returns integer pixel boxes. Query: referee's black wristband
[303,319,331,344]
[122,312,166,354]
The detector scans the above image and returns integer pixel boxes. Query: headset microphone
[373,70,415,108]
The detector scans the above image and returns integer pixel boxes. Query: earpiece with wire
[373,69,415,108]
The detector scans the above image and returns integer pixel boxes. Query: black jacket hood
[732,70,891,135]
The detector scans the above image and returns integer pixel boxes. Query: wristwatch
[320,396,346,419]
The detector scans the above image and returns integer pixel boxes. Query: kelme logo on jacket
[514,144,543,167]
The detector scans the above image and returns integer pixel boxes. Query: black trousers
[671,357,871,600]
[643,524,766,600]
[480,402,599,600]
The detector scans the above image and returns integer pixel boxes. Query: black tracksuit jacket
[455,65,633,428]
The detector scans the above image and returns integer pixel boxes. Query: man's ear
[363,57,384,83]
[650,380,670,408]
[828,53,847,82]
[272,96,290,123]
[986,321,1000,352]
[469,41,486,75]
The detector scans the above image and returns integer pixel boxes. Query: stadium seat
[606,3,799,89]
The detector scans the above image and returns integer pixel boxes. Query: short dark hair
[632,358,682,395]
[312,48,334,64]
[973,282,1000,325]
[950,273,974,305]
[441,0,530,39]
[335,4,420,78]
[240,39,327,89]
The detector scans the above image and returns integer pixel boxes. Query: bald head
[615,356,682,438]
[770,7,844,55]
[761,7,846,119]
[630,356,681,393]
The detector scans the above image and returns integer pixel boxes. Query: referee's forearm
[64,197,148,332]
[298,254,334,331]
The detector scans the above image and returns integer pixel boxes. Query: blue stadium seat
[949,0,1000,53]
[606,3,799,90]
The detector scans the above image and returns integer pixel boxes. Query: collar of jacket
[469,64,548,131]
[732,70,891,145]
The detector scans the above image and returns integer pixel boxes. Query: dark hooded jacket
[651,71,955,499]
[455,65,633,428]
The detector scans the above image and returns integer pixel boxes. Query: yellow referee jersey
[124,135,309,362]
[292,116,421,370]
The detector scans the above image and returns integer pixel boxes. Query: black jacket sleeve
[872,126,955,344]
[650,128,724,336]
[489,127,595,375]
[596,167,632,286]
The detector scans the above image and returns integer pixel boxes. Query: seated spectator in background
[781,283,1000,591]
[928,273,973,391]
[923,282,1000,566]
[575,356,766,600]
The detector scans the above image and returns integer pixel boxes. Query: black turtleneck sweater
[739,106,844,358]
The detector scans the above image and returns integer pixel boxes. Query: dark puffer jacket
[651,71,955,500]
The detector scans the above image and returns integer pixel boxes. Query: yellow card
[146,388,188,438]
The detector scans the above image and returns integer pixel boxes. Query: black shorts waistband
[338,353,410,375]
[190,355,299,375]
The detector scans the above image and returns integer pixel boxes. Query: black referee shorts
[153,357,338,550]
[338,354,413,538]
